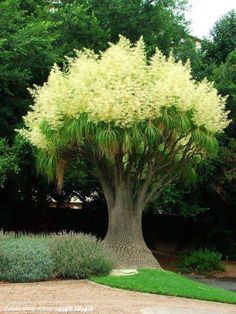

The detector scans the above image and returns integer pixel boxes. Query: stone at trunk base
[111,269,138,276]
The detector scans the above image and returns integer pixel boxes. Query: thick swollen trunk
[103,205,160,269]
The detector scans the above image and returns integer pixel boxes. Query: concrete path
[0,280,235,314]
[185,275,236,292]
[142,305,235,314]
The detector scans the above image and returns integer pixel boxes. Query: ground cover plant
[93,269,236,304]
[0,232,113,282]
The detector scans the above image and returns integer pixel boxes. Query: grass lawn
[92,269,236,304]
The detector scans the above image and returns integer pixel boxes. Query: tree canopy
[23,37,228,148]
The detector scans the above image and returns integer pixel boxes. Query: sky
[186,0,236,38]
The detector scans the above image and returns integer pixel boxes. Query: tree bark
[103,202,160,269]
[96,154,160,269]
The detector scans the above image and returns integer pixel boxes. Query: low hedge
[178,249,224,274]
[0,232,113,282]
[0,236,54,282]
[50,233,113,279]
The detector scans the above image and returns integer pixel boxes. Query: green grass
[92,269,236,304]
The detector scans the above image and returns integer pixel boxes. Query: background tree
[173,11,236,257]
[211,51,236,136]
[0,0,60,139]
[48,0,109,56]
[0,139,19,188]
[0,0,61,230]
[202,17,236,251]
[85,0,189,56]
[202,10,236,65]
[197,50,236,256]
[22,38,229,267]
[173,37,205,80]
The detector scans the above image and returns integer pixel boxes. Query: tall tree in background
[22,38,229,267]
[212,51,236,134]
[202,10,236,65]
[203,13,236,222]
[85,0,189,55]
[48,0,109,56]
[0,0,60,138]
[177,10,236,256]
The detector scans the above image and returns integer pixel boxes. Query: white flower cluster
[22,36,229,150]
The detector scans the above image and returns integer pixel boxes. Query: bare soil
[0,280,235,314]
[213,262,236,279]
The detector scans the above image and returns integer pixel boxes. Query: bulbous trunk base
[103,237,160,269]
[103,207,161,269]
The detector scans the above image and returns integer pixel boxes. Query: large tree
[21,38,229,268]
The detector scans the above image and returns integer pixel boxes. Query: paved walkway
[0,280,235,314]
[185,275,236,292]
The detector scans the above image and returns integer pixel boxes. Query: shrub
[0,232,114,282]
[50,232,114,279]
[0,236,54,282]
[179,249,225,274]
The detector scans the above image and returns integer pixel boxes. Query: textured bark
[97,154,161,269]
[103,202,160,269]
